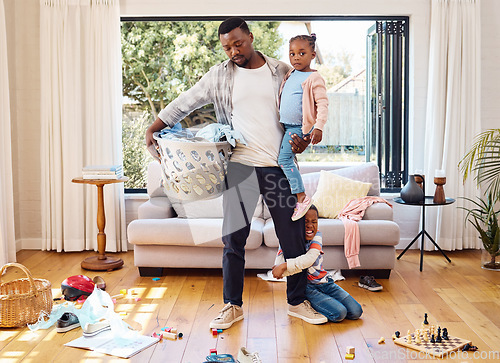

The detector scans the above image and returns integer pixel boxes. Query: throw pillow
[312,171,372,219]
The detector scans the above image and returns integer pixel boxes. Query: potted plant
[459,129,500,269]
[460,192,500,269]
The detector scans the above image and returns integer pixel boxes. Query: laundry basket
[154,132,232,202]
[0,263,53,327]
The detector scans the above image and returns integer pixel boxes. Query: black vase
[401,175,424,203]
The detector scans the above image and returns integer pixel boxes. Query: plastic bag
[29,287,136,339]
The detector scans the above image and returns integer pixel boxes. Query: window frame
[121,15,410,194]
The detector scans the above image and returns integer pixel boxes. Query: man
[146,17,326,329]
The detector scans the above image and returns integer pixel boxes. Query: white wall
[5,0,500,250]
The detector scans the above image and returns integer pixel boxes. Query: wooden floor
[1,249,499,362]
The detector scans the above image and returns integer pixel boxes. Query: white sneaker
[237,347,262,363]
[209,303,244,329]
[288,300,327,324]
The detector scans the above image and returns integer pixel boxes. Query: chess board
[394,334,471,358]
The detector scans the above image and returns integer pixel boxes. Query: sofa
[127,161,400,278]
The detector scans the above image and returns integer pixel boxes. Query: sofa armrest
[363,203,393,221]
[138,197,176,219]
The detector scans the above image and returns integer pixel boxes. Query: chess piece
[395,331,400,338]
[415,335,421,344]
[469,345,478,351]
[423,313,429,325]
[436,327,442,343]
[430,334,435,343]
[433,176,446,204]
[442,328,449,340]
[462,343,471,351]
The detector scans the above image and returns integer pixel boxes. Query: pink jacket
[337,196,392,269]
[278,69,329,134]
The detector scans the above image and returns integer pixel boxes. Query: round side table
[72,177,128,271]
[394,196,455,271]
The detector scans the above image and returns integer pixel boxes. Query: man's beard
[233,56,249,68]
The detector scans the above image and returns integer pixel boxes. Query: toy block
[152,277,160,281]
[217,329,223,333]
[170,328,177,334]
[210,348,217,355]
[163,332,177,340]
[345,353,355,360]
[346,346,355,355]
[212,328,218,336]
[120,289,127,295]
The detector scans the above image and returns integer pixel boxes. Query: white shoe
[82,320,111,337]
[237,347,262,363]
[288,300,328,324]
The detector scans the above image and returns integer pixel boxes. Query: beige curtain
[0,0,16,265]
[422,0,482,250]
[40,0,126,252]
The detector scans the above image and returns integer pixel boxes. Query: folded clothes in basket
[195,124,247,147]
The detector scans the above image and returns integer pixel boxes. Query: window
[121,16,409,192]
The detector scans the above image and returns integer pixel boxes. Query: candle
[435,169,445,178]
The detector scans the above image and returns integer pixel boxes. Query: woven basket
[0,263,53,327]
[154,133,232,202]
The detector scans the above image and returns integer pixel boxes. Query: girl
[272,205,363,322]
[278,34,329,221]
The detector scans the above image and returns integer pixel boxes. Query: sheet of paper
[65,332,159,358]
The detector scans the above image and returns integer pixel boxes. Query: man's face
[304,208,319,241]
[219,27,254,68]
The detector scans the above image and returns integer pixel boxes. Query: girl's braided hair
[290,33,317,51]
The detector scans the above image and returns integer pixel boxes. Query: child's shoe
[358,275,383,291]
[291,196,313,221]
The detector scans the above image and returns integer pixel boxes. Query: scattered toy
[378,336,385,344]
[163,331,177,340]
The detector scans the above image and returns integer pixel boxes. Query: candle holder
[433,177,446,204]
[414,174,424,189]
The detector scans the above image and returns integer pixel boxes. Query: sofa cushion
[302,162,380,198]
[263,218,400,248]
[312,171,372,219]
[138,197,176,219]
[128,217,264,249]
[170,194,264,219]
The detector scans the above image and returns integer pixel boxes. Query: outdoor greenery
[121,20,284,188]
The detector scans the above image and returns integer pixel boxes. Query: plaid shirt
[157,52,291,128]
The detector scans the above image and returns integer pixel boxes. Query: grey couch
[127,161,400,278]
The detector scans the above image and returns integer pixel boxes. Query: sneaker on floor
[82,320,111,337]
[358,275,383,291]
[291,196,313,221]
[237,347,262,363]
[209,303,243,330]
[288,300,327,324]
[55,312,80,333]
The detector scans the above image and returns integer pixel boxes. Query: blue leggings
[278,124,304,195]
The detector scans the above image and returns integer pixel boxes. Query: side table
[72,177,128,271]
[394,196,455,271]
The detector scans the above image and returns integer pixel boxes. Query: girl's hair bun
[310,33,317,41]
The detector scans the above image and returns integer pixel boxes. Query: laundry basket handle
[0,262,37,295]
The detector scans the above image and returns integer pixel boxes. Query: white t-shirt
[229,63,283,167]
